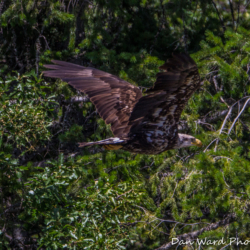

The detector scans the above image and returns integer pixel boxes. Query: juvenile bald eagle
[43,53,202,154]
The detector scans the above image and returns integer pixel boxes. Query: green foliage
[193,28,250,99]
[2,0,250,249]
[58,124,84,143]
[20,154,145,249]
[0,70,55,151]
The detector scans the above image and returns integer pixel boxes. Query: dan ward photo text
[172,237,250,246]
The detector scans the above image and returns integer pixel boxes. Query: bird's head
[174,133,202,149]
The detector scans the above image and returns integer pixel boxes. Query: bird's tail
[78,137,125,150]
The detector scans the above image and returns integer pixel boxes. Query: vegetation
[1,0,250,249]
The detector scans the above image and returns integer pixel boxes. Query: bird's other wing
[43,60,142,138]
[128,53,200,141]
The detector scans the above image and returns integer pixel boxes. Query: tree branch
[178,97,250,132]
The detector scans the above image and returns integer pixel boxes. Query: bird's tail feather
[78,137,125,150]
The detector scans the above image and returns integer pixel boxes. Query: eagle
[43,53,202,154]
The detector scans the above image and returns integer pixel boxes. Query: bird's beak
[192,139,202,147]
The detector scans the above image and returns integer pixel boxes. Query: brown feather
[43,61,142,138]
[128,53,200,141]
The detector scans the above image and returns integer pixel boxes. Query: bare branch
[213,156,232,161]
[242,0,250,13]
[227,97,250,135]
[219,104,234,134]
[203,138,218,152]
[68,96,89,103]
[116,189,133,200]
[135,205,210,227]
[220,243,231,250]
[213,76,229,108]
[221,172,247,195]
[178,96,250,132]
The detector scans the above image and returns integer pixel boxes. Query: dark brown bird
[43,53,202,154]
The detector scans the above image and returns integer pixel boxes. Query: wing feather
[43,54,200,145]
[43,61,142,137]
[128,53,200,144]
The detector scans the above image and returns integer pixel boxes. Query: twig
[217,96,250,136]
[83,110,97,126]
[220,243,231,250]
[140,161,155,170]
[214,139,219,152]
[203,138,218,152]
[116,189,133,200]
[171,181,178,198]
[219,105,234,134]
[68,96,89,103]
[213,156,232,161]
[1,225,12,241]
[227,97,250,135]
[178,96,250,132]
[204,70,219,76]
[221,172,246,195]
[213,76,229,108]
[135,205,210,226]
[198,121,215,131]
[183,152,196,162]
[67,0,73,12]
[242,0,250,13]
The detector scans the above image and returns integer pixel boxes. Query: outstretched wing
[43,60,142,138]
[128,54,200,145]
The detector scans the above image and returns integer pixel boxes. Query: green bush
[2,0,250,249]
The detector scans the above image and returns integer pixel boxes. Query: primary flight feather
[43,53,202,154]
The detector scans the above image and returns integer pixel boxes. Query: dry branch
[178,97,250,132]
[227,97,250,135]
